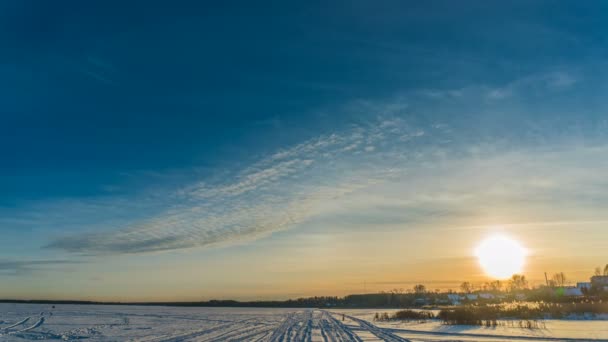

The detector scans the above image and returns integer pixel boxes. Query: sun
[475,234,527,279]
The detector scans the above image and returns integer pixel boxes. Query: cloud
[400,69,582,106]
[48,136,608,256]
[0,259,81,276]
[419,89,464,99]
[547,71,577,88]
[486,70,579,100]
[45,107,432,255]
[194,159,315,198]
[39,82,608,256]
[487,88,512,100]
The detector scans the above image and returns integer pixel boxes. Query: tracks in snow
[266,309,401,342]
[319,311,364,342]
[340,314,410,342]
[0,316,31,332]
[14,317,45,333]
[0,316,50,339]
[152,317,275,342]
[8,309,597,341]
[150,309,399,342]
[267,310,317,342]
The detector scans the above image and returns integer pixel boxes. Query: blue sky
[2,1,608,300]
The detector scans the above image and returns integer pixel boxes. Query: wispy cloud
[0,259,82,276]
[486,70,579,100]
[45,107,432,254]
[39,76,608,256]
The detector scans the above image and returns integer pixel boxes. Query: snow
[0,303,606,341]
[333,309,608,341]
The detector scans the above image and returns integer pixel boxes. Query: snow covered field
[1,304,607,341]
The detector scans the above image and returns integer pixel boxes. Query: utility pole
[544,272,549,287]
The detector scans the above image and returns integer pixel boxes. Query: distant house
[478,293,495,300]
[434,298,449,305]
[515,293,527,301]
[414,297,429,306]
[465,294,478,301]
[577,282,592,291]
[562,287,584,297]
[591,276,608,287]
[447,294,461,305]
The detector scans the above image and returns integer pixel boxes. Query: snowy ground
[1,304,607,341]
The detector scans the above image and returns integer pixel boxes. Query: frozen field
[1,304,608,341]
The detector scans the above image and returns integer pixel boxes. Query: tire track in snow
[10,317,45,334]
[340,313,411,342]
[229,326,273,341]
[295,310,313,342]
[268,310,318,342]
[152,322,242,341]
[313,311,330,342]
[252,329,274,342]
[0,317,49,340]
[206,323,275,342]
[222,325,275,341]
[332,312,608,342]
[320,310,363,342]
[381,326,608,342]
[0,317,30,332]
[150,316,274,342]
[319,324,329,342]
[268,312,299,342]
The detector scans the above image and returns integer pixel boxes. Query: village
[431,271,608,306]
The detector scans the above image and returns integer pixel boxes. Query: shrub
[374,312,391,321]
[438,301,608,325]
[375,309,434,321]
[393,309,435,320]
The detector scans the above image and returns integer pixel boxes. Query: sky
[1,1,608,301]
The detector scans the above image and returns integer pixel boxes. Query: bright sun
[475,235,527,279]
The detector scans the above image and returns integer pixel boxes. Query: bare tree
[509,274,528,291]
[413,284,426,294]
[488,280,502,292]
[391,288,404,294]
[460,281,473,293]
[604,264,608,276]
[595,267,602,276]
[552,272,567,287]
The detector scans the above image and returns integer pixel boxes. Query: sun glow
[475,234,527,279]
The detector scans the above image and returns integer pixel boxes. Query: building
[577,282,592,291]
[414,297,429,306]
[465,294,478,301]
[591,275,608,286]
[447,294,461,305]
[562,287,583,297]
[515,293,527,301]
[591,276,608,291]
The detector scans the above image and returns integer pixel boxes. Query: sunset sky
[2,1,608,301]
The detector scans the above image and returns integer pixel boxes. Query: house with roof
[561,287,583,297]
[447,294,462,305]
[479,293,495,300]
[591,275,608,291]
[465,294,478,301]
[591,275,608,286]
[577,282,592,292]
